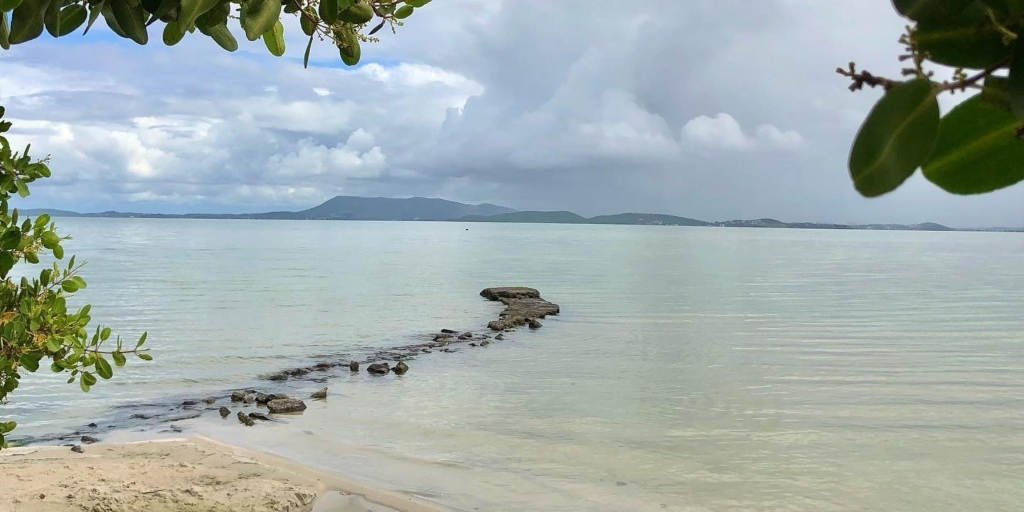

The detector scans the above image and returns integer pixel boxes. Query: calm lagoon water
[7,219,1024,511]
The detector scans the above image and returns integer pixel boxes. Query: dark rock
[182,400,199,407]
[367,363,390,375]
[70,445,83,454]
[469,343,477,347]
[87,423,97,428]
[433,334,449,342]
[458,332,472,340]
[248,412,270,421]
[527,318,543,329]
[480,340,491,347]
[230,390,247,402]
[393,362,409,375]
[440,329,457,334]
[237,411,255,426]
[495,334,504,341]
[81,436,99,444]
[170,425,183,433]
[267,398,307,414]
[422,349,431,353]
[311,387,328,399]
[219,407,230,418]
[349,361,360,372]
[255,393,269,404]
[202,397,217,405]
[129,413,153,420]
[480,287,541,300]
[243,394,255,404]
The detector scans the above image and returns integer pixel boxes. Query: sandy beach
[0,436,444,512]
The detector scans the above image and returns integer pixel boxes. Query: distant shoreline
[20,195,1023,233]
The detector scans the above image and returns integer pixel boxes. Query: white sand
[0,436,445,512]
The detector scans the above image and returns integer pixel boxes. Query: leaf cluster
[0,0,432,67]
[843,0,1024,197]
[0,108,150,449]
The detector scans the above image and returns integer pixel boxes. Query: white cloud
[682,113,803,151]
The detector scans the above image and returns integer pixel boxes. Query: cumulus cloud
[3,0,1024,226]
[682,113,803,151]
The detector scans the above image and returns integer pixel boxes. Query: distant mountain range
[21,196,1023,232]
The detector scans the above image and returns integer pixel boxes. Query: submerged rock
[527,318,543,329]
[440,329,457,334]
[480,287,540,300]
[349,361,360,372]
[495,334,504,341]
[202,397,217,405]
[366,363,390,376]
[219,407,230,418]
[267,398,307,414]
[81,436,99,445]
[393,362,409,375]
[480,340,491,347]
[311,387,328,399]
[248,412,270,421]
[70,445,83,453]
[237,411,255,426]
[182,400,199,407]
[230,390,246,402]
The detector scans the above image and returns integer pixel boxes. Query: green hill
[588,213,710,226]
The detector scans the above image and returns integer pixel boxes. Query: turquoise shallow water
[6,219,1024,511]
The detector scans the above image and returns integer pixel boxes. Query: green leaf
[100,326,111,341]
[61,280,79,293]
[300,7,316,35]
[848,78,940,197]
[111,0,148,44]
[144,0,178,26]
[53,243,64,260]
[197,19,237,51]
[42,0,58,37]
[84,0,104,35]
[162,19,185,45]
[72,276,87,289]
[1,11,10,50]
[982,0,1024,18]
[318,0,337,25]
[338,2,373,24]
[240,0,280,41]
[112,351,126,367]
[892,0,973,22]
[45,336,62,353]
[41,230,60,249]
[13,180,26,198]
[922,95,1024,193]
[0,252,13,279]
[405,0,431,6]
[82,371,97,386]
[8,0,48,44]
[1010,36,1024,119]
[95,356,113,380]
[262,19,285,56]
[175,0,219,37]
[394,5,413,19]
[982,75,1012,111]
[0,0,24,12]
[80,374,91,392]
[137,352,153,361]
[0,227,20,250]
[136,331,147,348]
[337,27,360,66]
[303,32,313,68]
[913,4,1015,69]
[34,213,50,229]
[19,353,39,372]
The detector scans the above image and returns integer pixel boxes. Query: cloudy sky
[2,0,1023,227]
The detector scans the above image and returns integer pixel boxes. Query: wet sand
[0,436,444,512]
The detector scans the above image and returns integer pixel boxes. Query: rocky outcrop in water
[237,411,254,426]
[266,398,307,414]
[480,287,560,331]
[310,388,328,399]
[366,363,390,375]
